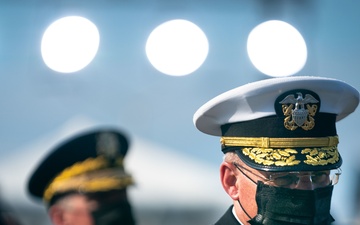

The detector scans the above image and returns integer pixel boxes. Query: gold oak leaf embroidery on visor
[302,147,340,166]
[241,146,340,167]
[221,136,340,167]
[243,147,300,166]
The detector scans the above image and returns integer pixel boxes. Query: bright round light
[146,19,209,76]
[247,20,307,77]
[41,16,100,73]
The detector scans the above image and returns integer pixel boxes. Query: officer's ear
[220,161,240,200]
[48,204,66,225]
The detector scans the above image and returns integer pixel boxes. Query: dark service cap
[28,127,134,203]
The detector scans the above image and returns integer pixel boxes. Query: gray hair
[223,151,241,164]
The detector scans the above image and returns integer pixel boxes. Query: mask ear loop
[232,162,258,185]
[233,163,257,221]
[237,199,252,220]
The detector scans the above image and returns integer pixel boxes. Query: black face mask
[247,182,335,225]
[92,201,136,225]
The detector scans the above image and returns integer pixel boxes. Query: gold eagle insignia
[279,92,319,131]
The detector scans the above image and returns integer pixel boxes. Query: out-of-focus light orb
[247,20,307,77]
[146,19,209,76]
[41,16,100,73]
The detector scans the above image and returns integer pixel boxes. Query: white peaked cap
[194,76,359,137]
[193,76,359,172]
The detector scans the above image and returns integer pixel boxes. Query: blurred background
[0,0,360,224]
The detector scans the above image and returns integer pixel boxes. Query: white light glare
[247,20,307,77]
[41,16,100,73]
[146,19,209,76]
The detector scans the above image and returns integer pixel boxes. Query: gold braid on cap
[221,136,340,167]
[43,156,133,202]
[220,136,339,148]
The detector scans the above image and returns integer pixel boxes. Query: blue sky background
[0,1,360,224]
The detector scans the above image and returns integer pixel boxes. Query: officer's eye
[269,171,332,187]
[311,171,330,185]
[272,174,299,187]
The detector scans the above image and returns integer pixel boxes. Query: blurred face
[49,190,133,225]
[49,194,96,225]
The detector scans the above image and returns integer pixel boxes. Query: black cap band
[221,113,337,138]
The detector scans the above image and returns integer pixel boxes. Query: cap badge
[96,132,119,160]
[278,91,319,131]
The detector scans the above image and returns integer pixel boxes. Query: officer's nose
[295,175,314,190]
